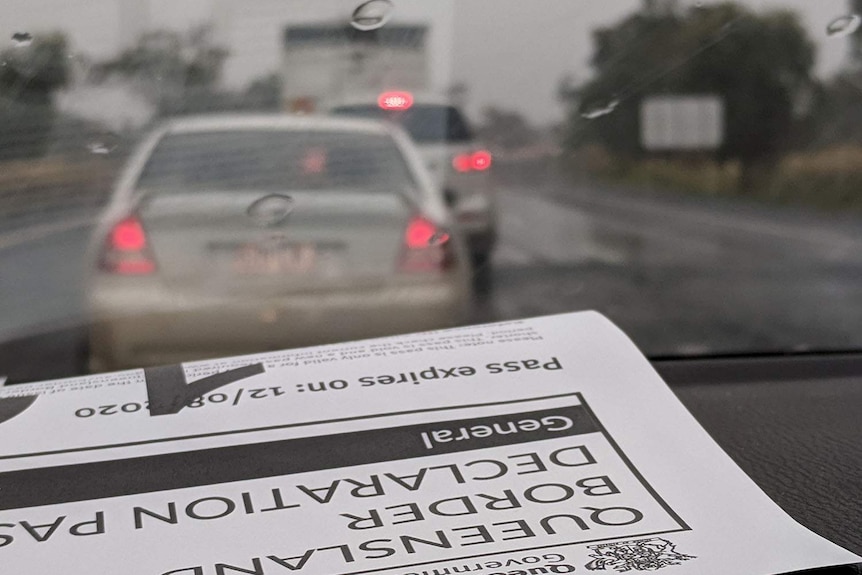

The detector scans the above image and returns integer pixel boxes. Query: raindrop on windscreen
[86,133,120,155]
[428,231,450,246]
[826,14,861,38]
[581,99,620,120]
[87,142,114,155]
[11,32,33,47]
[350,0,395,31]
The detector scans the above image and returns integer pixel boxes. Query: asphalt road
[476,161,862,355]
[2,160,862,383]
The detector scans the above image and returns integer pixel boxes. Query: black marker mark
[144,363,265,416]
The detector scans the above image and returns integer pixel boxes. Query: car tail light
[100,216,156,275]
[452,154,472,173]
[470,150,492,171]
[452,150,493,173]
[400,216,453,272]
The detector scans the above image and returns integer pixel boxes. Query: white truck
[280,23,430,112]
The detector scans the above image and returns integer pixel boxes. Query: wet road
[477,161,862,355]
[2,160,862,382]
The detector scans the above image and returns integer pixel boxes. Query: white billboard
[640,95,724,151]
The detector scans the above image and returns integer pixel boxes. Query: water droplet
[11,32,33,48]
[581,99,619,120]
[350,0,395,31]
[826,14,861,38]
[87,143,113,155]
[86,133,120,155]
[428,231,449,246]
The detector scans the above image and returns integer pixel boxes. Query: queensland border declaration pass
[0,312,859,575]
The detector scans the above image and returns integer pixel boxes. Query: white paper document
[0,312,858,575]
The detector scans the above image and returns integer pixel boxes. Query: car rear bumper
[89,280,471,371]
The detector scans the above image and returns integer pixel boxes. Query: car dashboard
[655,353,862,574]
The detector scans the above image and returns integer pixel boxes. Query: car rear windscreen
[136,130,416,192]
[331,105,473,144]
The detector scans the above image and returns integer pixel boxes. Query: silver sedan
[87,114,471,371]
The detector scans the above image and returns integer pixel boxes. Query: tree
[479,107,536,151]
[568,1,816,190]
[851,0,862,72]
[92,27,280,116]
[0,33,70,159]
[243,74,282,111]
[812,0,862,146]
[812,73,862,147]
[92,25,228,111]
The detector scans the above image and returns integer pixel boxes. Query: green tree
[0,33,70,159]
[479,107,536,151]
[851,0,862,71]
[243,73,282,111]
[568,1,816,190]
[92,25,228,111]
[812,73,862,147]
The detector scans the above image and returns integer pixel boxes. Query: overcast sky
[1,0,856,125]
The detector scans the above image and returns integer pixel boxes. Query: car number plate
[231,242,317,275]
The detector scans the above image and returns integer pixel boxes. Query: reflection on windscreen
[137,131,416,191]
[2,0,862,382]
[331,105,473,143]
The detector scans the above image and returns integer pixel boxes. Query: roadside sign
[640,95,724,151]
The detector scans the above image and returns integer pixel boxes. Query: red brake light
[110,217,147,251]
[400,216,452,272]
[302,147,327,174]
[452,150,493,173]
[378,91,414,111]
[452,154,472,173]
[405,216,448,249]
[471,150,492,171]
[113,259,156,275]
[101,216,155,275]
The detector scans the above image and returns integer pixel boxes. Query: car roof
[161,114,394,135]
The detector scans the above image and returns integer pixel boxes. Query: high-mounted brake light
[101,216,156,275]
[378,91,414,111]
[452,150,493,173]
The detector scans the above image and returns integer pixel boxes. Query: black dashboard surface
[654,354,862,573]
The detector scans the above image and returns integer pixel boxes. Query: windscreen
[136,130,416,191]
[331,105,474,143]
[1,0,862,382]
